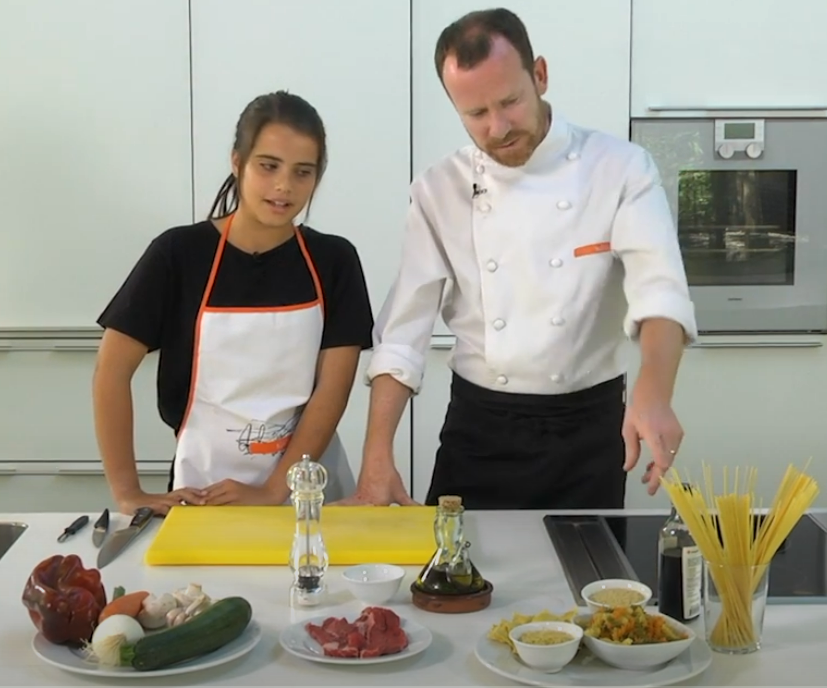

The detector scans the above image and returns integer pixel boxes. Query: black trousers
[425,373,627,510]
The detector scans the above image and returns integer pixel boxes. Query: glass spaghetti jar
[413,495,485,596]
[657,483,702,622]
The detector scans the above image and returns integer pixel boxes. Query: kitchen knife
[96,507,154,568]
[92,508,109,548]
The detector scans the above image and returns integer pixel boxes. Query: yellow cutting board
[144,505,437,566]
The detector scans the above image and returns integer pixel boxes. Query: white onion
[87,614,146,667]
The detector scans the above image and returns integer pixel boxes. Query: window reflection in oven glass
[677,170,797,286]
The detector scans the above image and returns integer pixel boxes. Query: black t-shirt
[98,220,374,434]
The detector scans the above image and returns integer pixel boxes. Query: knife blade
[96,507,154,568]
[92,508,110,548]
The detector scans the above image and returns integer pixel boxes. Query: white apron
[172,214,355,503]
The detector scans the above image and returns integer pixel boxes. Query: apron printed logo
[227,414,299,457]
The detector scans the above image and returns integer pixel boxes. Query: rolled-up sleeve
[364,179,451,393]
[611,147,699,343]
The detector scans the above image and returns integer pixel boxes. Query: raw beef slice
[305,606,409,658]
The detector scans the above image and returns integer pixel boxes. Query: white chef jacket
[366,110,698,396]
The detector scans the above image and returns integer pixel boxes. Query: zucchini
[121,596,253,671]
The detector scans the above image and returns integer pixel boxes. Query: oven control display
[714,119,765,158]
[723,121,756,139]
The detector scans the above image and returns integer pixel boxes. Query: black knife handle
[131,506,154,528]
[58,515,89,542]
[94,508,109,530]
[66,515,89,534]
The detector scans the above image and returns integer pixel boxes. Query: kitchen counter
[1,508,825,686]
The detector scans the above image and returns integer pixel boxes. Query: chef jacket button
[480,202,491,212]
[493,318,506,330]
[567,151,579,161]
[476,164,485,173]
[549,258,563,268]
[550,374,563,383]
[496,374,508,385]
[486,260,498,272]
[557,200,571,210]
[551,316,565,326]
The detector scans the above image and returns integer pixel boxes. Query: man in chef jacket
[346,8,698,509]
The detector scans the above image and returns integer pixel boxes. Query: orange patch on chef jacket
[573,242,611,258]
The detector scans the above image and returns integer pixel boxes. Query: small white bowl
[341,563,405,604]
[578,612,695,671]
[508,621,583,673]
[581,578,653,612]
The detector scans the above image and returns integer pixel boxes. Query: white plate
[280,614,432,665]
[32,619,262,678]
[474,632,713,687]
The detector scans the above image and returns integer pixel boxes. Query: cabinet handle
[56,466,169,476]
[0,343,98,352]
[137,467,171,476]
[0,467,17,475]
[648,105,827,112]
[57,468,104,475]
[690,341,822,349]
[430,337,456,350]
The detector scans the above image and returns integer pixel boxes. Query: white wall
[2,0,827,512]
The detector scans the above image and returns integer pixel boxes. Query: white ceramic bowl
[580,578,653,612]
[508,621,583,673]
[578,612,695,671]
[341,563,405,604]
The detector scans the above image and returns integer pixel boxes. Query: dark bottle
[413,495,486,596]
[657,486,702,622]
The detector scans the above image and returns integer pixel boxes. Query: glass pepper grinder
[413,495,486,596]
[286,453,329,607]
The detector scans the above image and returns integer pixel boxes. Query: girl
[93,91,374,514]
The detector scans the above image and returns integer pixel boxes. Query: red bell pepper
[21,554,107,645]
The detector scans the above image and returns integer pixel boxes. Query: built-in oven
[630,118,827,334]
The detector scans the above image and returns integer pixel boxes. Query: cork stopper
[438,495,463,512]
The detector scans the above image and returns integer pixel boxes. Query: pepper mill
[286,453,329,607]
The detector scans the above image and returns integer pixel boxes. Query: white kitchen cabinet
[631,0,827,117]
[0,0,192,330]
[0,350,175,464]
[0,466,169,513]
[411,344,455,502]
[624,336,827,509]
[411,0,632,336]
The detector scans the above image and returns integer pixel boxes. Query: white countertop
[1,508,825,686]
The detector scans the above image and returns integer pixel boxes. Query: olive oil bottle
[414,495,485,596]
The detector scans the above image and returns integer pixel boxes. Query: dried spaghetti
[661,462,819,650]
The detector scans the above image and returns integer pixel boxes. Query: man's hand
[622,384,684,495]
[117,488,205,516]
[202,479,286,506]
[333,461,418,506]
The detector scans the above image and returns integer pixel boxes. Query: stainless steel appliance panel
[631,119,827,333]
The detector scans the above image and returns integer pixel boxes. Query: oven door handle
[648,105,827,113]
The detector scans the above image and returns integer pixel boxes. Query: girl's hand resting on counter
[202,478,287,506]
[117,487,205,515]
